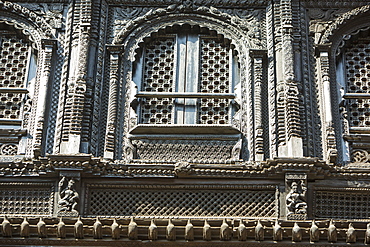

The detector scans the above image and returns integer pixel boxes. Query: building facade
[0,0,370,245]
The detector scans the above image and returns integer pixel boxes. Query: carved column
[251,50,266,161]
[31,39,57,157]
[278,0,304,157]
[59,0,92,154]
[316,45,337,163]
[285,173,307,220]
[104,45,123,159]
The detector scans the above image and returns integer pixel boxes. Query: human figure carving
[203,219,211,241]
[2,216,11,237]
[148,219,157,240]
[286,181,307,215]
[238,219,247,241]
[20,217,29,238]
[220,219,231,241]
[292,222,302,242]
[310,220,319,242]
[111,218,120,239]
[58,176,79,213]
[365,223,370,244]
[255,220,264,241]
[166,219,176,241]
[273,220,282,241]
[327,219,337,242]
[37,217,47,238]
[185,219,194,241]
[93,217,102,239]
[347,223,356,243]
[128,217,137,240]
[74,216,83,239]
[57,218,66,238]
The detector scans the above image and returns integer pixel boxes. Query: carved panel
[86,185,278,218]
[0,183,53,216]
[132,139,238,162]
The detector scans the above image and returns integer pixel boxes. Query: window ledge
[129,124,240,135]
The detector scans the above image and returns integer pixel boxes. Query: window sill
[129,124,240,135]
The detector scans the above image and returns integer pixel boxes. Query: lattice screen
[132,139,237,162]
[199,37,230,124]
[87,187,277,217]
[141,37,175,124]
[0,186,53,215]
[345,38,370,127]
[315,190,370,219]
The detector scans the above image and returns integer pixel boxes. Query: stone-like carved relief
[58,177,79,216]
[286,174,307,220]
[19,4,64,29]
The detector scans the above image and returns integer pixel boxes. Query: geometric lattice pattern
[141,37,175,124]
[132,139,237,162]
[345,38,370,127]
[0,35,29,88]
[315,190,370,219]
[0,187,53,215]
[199,37,230,124]
[88,188,277,217]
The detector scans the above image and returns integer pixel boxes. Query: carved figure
[327,220,337,242]
[111,218,120,239]
[128,217,137,240]
[310,220,319,242]
[255,220,264,241]
[292,222,302,242]
[37,218,47,238]
[20,218,30,238]
[58,177,79,213]
[347,223,356,243]
[148,219,157,240]
[365,223,370,244]
[237,219,247,241]
[185,219,194,241]
[93,217,102,239]
[220,219,231,241]
[273,220,282,241]
[166,219,176,241]
[2,216,11,237]
[203,219,211,241]
[286,181,307,215]
[57,218,66,238]
[74,216,83,239]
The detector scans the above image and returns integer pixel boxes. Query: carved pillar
[285,173,307,220]
[59,0,92,154]
[316,45,337,163]
[278,0,304,157]
[104,45,123,159]
[251,50,266,161]
[57,170,81,217]
[31,39,57,157]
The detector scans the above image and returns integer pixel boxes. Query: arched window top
[130,24,240,134]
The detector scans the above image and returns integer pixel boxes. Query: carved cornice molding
[106,0,269,7]
[0,216,368,246]
[2,155,370,179]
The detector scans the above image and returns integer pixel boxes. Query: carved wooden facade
[0,0,370,246]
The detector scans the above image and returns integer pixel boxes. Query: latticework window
[0,28,34,156]
[344,37,370,128]
[134,28,238,125]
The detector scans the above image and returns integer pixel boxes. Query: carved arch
[0,4,58,157]
[104,11,256,160]
[320,4,370,45]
